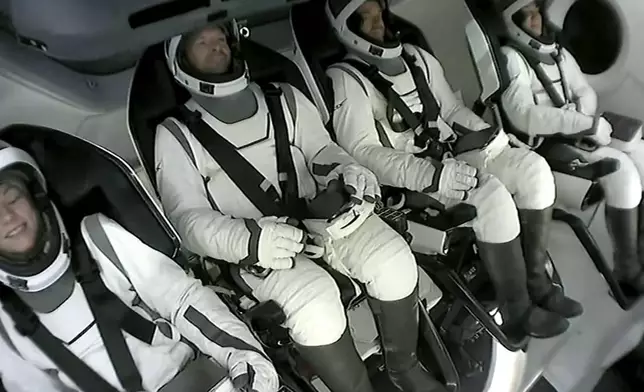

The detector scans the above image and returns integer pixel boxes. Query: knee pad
[601,154,643,209]
[364,234,418,301]
[286,271,347,346]
[513,154,556,210]
[470,175,521,243]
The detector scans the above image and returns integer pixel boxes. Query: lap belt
[174,84,305,219]
[0,228,162,392]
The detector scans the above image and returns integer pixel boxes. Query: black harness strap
[509,43,570,108]
[0,284,119,392]
[73,234,149,392]
[0,228,160,392]
[177,107,285,217]
[341,50,450,159]
[175,84,306,219]
[263,84,306,218]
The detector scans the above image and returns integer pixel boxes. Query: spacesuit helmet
[165,20,250,98]
[326,0,402,60]
[499,0,558,61]
[0,141,69,293]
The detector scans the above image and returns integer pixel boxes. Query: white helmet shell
[501,0,557,58]
[0,144,70,293]
[165,21,250,98]
[326,0,402,60]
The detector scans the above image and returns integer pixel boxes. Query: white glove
[230,355,280,392]
[588,117,613,146]
[240,217,305,270]
[561,102,578,112]
[338,163,381,204]
[423,158,478,201]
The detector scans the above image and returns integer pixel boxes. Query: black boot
[519,207,583,319]
[296,328,374,392]
[368,287,448,392]
[606,206,644,293]
[478,238,569,339]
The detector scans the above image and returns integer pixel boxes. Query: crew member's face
[0,183,39,255]
[357,1,386,43]
[520,2,543,37]
[185,26,232,75]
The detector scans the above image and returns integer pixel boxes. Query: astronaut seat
[0,124,316,392]
[127,31,460,391]
[290,0,543,352]
[463,0,636,309]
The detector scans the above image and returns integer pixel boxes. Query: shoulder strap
[0,284,119,392]
[342,54,441,148]
[72,231,153,392]
[261,83,306,218]
[177,108,285,217]
[509,43,567,108]
[400,48,441,125]
[279,83,298,126]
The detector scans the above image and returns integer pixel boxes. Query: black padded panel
[464,0,512,95]
[128,39,314,188]
[243,39,313,101]
[291,0,433,114]
[0,125,180,260]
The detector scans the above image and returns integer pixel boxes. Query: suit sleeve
[562,49,598,116]
[82,214,278,390]
[287,85,358,187]
[500,46,594,136]
[154,119,252,262]
[327,67,441,193]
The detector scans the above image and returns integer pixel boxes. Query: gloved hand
[230,354,280,392]
[588,116,613,146]
[561,102,578,112]
[337,163,381,204]
[240,217,305,270]
[423,158,478,201]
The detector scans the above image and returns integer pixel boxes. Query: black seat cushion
[0,125,180,260]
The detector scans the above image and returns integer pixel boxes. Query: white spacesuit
[154,21,444,392]
[0,141,277,392]
[325,0,583,339]
[499,0,644,293]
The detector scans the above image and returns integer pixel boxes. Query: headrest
[0,124,181,259]
[465,0,512,90]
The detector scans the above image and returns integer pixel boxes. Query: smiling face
[356,0,386,43]
[185,25,232,75]
[520,2,543,37]
[0,182,40,255]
